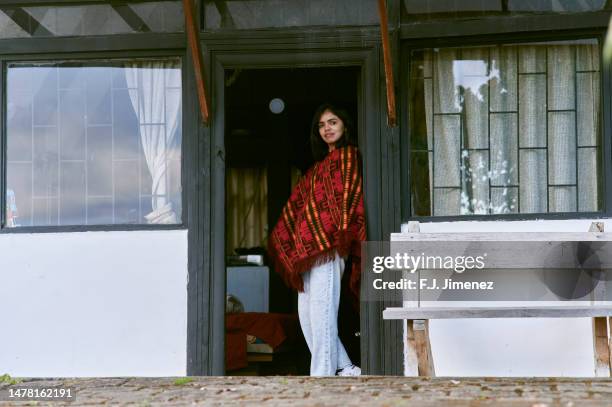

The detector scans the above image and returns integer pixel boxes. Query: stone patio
[1,376,612,406]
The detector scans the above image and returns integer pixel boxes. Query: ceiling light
[269,98,285,114]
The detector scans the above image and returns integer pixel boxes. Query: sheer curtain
[125,60,181,223]
[415,41,600,216]
[226,167,268,255]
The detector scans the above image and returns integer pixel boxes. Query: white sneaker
[337,365,361,376]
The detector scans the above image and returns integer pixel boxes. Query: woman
[268,103,366,376]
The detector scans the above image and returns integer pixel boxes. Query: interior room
[224,66,360,375]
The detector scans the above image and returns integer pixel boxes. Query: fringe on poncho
[268,145,366,303]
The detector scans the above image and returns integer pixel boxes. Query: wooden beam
[111,4,151,33]
[377,0,397,127]
[609,317,612,376]
[593,316,610,377]
[0,6,53,36]
[385,306,612,320]
[183,0,210,124]
[405,320,419,376]
[412,320,435,376]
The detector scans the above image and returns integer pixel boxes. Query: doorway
[188,45,394,376]
[223,67,360,375]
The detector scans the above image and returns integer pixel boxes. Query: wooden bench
[383,222,612,377]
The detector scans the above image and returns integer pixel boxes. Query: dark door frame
[186,38,404,375]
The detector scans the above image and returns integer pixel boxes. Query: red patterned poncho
[268,145,366,302]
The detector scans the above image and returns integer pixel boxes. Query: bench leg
[593,316,611,377]
[609,317,612,377]
[405,320,418,376]
[407,319,435,376]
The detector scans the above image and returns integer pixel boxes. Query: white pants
[298,252,353,376]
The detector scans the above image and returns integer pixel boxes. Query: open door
[223,67,361,375]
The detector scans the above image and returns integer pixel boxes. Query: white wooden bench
[383,222,612,377]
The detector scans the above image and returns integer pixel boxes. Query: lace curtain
[410,41,601,216]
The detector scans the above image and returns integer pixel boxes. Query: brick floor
[1,376,612,406]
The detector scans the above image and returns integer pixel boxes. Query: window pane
[0,1,183,39]
[203,0,378,30]
[402,0,608,22]
[408,39,602,216]
[6,59,182,227]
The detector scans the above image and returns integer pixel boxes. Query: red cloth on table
[225,312,298,371]
[225,328,247,371]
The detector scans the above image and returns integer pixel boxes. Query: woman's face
[318,110,345,151]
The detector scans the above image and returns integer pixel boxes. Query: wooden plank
[377,0,397,127]
[589,222,605,233]
[401,223,434,376]
[183,0,210,124]
[384,306,612,320]
[402,221,421,376]
[609,317,612,376]
[402,221,421,233]
[247,354,273,363]
[589,222,610,377]
[412,320,435,376]
[593,317,610,377]
[405,320,419,376]
[391,232,612,242]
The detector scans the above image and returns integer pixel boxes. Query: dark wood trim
[185,45,210,375]
[0,225,186,233]
[0,59,5,229]
[0,49,188,233]
[186,30,215,375]
[192,41,401,375]
[400,11,611,39]
[360,44,384,376]
[213,50,372,67]
[208,56,225,375]
[371,0,404,376]
[0,48,182,61]
[399,29,411,224]
[0,33,185,55]
[400,27,605,49]
[603,33,612,216]
[0,0,176,5]
[199,27,381,45]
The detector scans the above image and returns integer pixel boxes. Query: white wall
[403,219,611,377]
[0,230,188,377]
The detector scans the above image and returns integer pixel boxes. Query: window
[401,0,609,21]
[203,0,378,30]
[6,58,182,227]
[408,39,602,217]
[0,1,183,39]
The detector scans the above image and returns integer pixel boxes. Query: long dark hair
[310,103,356,161]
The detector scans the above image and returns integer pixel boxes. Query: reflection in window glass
[0,1,183,39]
[6,59,182,226]
[203,0,378,30]
[401,0,608,21]
[408,40,602,216]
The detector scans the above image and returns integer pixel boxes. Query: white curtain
[226,167,268,255]
[420,42,600,215]
[125,60,181,223]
